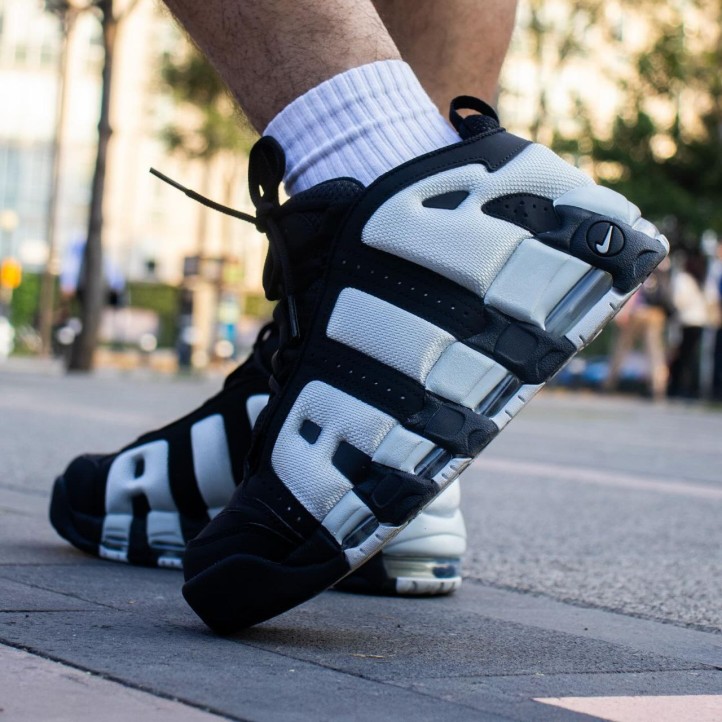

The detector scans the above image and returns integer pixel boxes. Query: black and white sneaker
[178,96,669,632]
[49,324,277,569]
[49,289,464,590]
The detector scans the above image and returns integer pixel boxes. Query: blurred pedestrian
[604,261,672,400]
[668,252,709,399]
[710,244,722,400]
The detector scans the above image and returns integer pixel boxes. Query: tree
[46,0,140,371]
[39,1,84,357]
[510,0,608,144]
[550,0,722,249]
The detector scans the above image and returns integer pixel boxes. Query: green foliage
[550,1,722,249]
[243,293,274,319]
[581,109,722,247]
[9,272,46,327]
[159,50,255,160]
[9,275,180,348]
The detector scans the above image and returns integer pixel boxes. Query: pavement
[1,362,721,721]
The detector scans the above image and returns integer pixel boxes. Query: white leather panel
[362,144,592,297]
[245,394,269,428]
[425,341,508,409]
[272,381,397,520]
[372,425,436,473]
[191,414,237,510]
[105,440,174,514]
[484,239,591,329]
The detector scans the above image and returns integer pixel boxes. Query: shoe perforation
[337,256,482,337]
[307,349,410,405]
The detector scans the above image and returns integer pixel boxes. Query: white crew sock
[264,60,460,195]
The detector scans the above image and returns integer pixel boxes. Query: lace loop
[448,95,500,140]
[248,136,285,218]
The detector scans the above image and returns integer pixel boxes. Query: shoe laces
[151,137,340,395]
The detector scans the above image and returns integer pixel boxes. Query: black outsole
[182,550,350,634]
[333,553,398,596]
[49,475,99,557]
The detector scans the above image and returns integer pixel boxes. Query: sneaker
[48,323,277,569]
[177,96,669,632]
[49,304,465,589]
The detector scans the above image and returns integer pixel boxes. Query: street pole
[39,7,78,357]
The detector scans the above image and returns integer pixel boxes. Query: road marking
[476,458,722,501]
[535,695,722,722]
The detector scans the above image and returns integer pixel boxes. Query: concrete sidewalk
[1,369,721,721]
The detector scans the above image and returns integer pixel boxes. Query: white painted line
[0,644,225,722]
[476,458,722,501]
[535,694,722,722]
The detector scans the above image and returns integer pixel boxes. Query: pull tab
[248,136,286,211]
[449,96,500,139]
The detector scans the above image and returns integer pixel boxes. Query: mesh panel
[327,288,454,383]
[362,144,593,297]
[272,381,397,520]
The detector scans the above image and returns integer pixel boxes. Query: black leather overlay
[482,193,561,234]
[407,395,499,457]
[422,190,469,210]
[467,307,576,385]
[352,464,438,526]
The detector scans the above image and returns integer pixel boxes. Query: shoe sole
[49,475,100,557]
[334,554,462,596]
[183,185,668,632]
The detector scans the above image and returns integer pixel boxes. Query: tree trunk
[68,0,116,371]
[39,7,77,357]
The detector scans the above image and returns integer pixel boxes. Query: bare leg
[373,0,518,111]
[642,307,668,401]
[162,0,400,131]
[604,316,638,393]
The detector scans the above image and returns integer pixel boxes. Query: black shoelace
[151,137,327,394]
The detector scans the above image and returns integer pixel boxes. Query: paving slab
[0,644,227,722]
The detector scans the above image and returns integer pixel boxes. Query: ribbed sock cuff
[264,60,460,194]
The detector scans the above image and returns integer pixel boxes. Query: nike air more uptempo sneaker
[49,279,464,590]
[176,96,668,632]
[49,324,277,569]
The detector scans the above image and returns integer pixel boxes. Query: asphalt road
[1,361,721,721]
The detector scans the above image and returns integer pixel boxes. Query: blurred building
[0,0,266,293]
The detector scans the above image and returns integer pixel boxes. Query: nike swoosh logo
[595,226,614,254]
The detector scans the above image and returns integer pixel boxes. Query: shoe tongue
[264,178,364,296]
